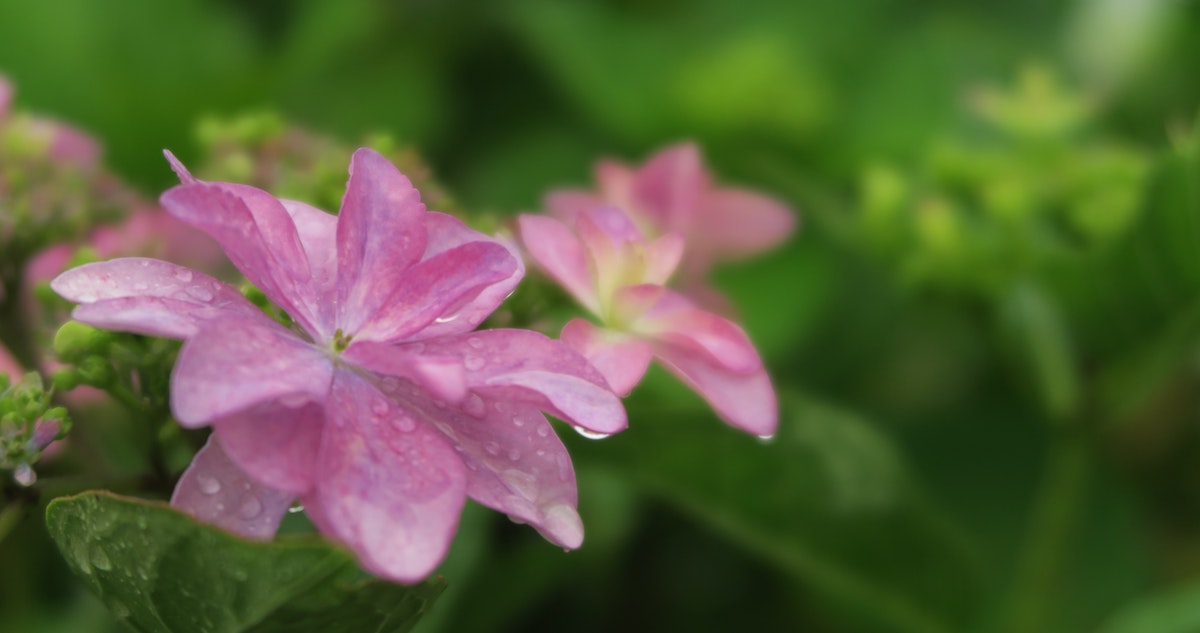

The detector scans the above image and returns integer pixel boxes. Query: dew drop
[278,393,309,408]
[467,337,484,349]
[90,546,113,571]
[756,433,776,442]
[132,281,150,291]
[173,268,194,282]
[463,394,486,418]
[555,454,572,482]
[464,355,485,371]
[238,495,263,519]
[484,441,501,456]
[434,313,459,324]
[139,260,151,267]
[370,397,389,416]
[186,286,214,302]
[109,600,131,619]
[288,503,305,514]
[536,426,550,438]
[507,448,521,462]
[393,415,416,433]
[379,376,400,393]
[572,425,611,440]
[197,475,221,495]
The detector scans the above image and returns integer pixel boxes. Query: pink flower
[52,148,626,582]
[518,204,777,437]
[545,142,796,289]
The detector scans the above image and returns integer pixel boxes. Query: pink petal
[344,341,467,404]
[171,317,333,427]
[51,258,269,339]
[0,76,11,119]
[544,190,605,227]
[303,370,466,583]
[160,181,324,337]
[636,288,762,374]
[593,160,636,211]
[416,397,583,549]
[0,343,21,380]
[642,232,685,286]
[170,437,295,541]
[213,400,324,494]
[653,341,778,437]
[280,199,338,325]
[419,329,627,435]
[629,143,707,235]
[355,241,518,344]
[517,214,598,312]
[687,187,797,275]
[561,319,652,397]
[163,149,197,184]
[336,148,427,333]
[417,212,525,338]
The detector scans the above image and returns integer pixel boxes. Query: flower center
[332,328,354,353]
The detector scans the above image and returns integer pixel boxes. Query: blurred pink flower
[53,148,625,583]
[519,205,776,437]
[546,142,796,290]
[0,342,20,379]
[0,76,12,120]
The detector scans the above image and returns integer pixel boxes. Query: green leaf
[999,280,1080,421]
[1100,580,1200,633]
[45,492,444,633]
[585,391,981,633]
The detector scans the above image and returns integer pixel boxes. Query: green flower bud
[53,321,109,362]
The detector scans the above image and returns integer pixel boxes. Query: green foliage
[46,492,444,633]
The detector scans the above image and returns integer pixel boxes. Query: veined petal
[419,329,627,435]
[630,142,707,235]
[213,399,325,494]
[160,181,324,336]
[636,288,761,374]
[653,341,778,437]
[303,370,466,583]
[51,258,268,339]
[336,148,427,333]
[344,340,467,404]
[417,398,582,549]
[171,317,333,427]
[355,241,518,344]
[170,438,295,541]
[280,199,337,306]
[687,187,796,275]
[517,214,598,313]
[416,212,524,338]
[561,319,652,397]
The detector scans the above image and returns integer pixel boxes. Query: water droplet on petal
[288,503,305,514]
[463,394,486,418]
[484,441,501,456]
[572,426,611,440]
[278,393,309,408]
[139,260,151,267]
[379,376,400,393]
[756,433,776,442]
[90,546,113,571]
[465,355,485,371]
[371,397,389,416]
[186,286,214,302]
[468,337,484,349]
[238,495,263,519]
[197,475,221,495]
[132,281,150,291]
[173,268,194,282]
[507,448,521,462]
[536,426,550,438]
[434,313,459,324]
[393,415,416,433]
[555,454,572,482]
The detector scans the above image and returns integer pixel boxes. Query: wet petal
[171,317,333,427]
[420,329,627,435]
[336,148,427,333]
[170,438,295,541]
[517,214,598,312]
[561,319,652,397]
[160,181,324,336]
[303,370,466,583]
[653,342,778,436]
[356,241,518,344]
[638,288,762,374]
[416,212,525,338]
[344,341,467,404]
[419,399,582,549]
[213,400,325,494]
[51,258,268,339]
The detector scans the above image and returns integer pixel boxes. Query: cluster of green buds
[857,64,1152,295]
[193,111,454,215]
[0,371,70,487]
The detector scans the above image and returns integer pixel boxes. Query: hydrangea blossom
[544,142,796,294]
[52,148,626,582]
[518,204,777,437]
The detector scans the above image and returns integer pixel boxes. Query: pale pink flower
[52,148,626,582]
[0,342,20,380]
[518,204,777,437]
[545,142,796,288]
[0,76,12,120]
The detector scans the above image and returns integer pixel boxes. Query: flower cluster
[50,140,791,584]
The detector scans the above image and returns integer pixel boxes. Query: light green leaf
[1100,580,1200,633]
[46,492,445,633]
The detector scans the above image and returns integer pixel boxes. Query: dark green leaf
[45,492,444,633]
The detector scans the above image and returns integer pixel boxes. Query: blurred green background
[3,0,1200,631]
